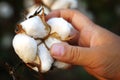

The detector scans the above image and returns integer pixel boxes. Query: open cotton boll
[20,16,50,38]
[12,34,37,63]
[51,0,78,10]
[38,43,54,73]
[47,18,76,40]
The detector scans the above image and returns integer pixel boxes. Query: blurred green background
[0,0,119,80]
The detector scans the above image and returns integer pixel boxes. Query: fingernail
[51,44,64,56]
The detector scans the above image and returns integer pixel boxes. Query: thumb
[50,43,95,66]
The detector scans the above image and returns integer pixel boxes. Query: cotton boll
[20,16,50,38]
[12,34,37,63]
[38,43,54,73]
[13,7,78,72]
[47,18,70,40]
[47,18,76,40]
[54,61,71,69]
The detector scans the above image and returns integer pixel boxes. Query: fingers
[50,42,96,66]
[46,9,95,31]
[46,9,75,22]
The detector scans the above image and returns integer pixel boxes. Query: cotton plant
[12,7,77,73]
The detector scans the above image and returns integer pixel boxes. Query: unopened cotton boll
[12,34,37,63]
[38,43,54,72]
[47,18,76,40]
[20,16,50,38]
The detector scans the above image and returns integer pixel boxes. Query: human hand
[46,9,120,80]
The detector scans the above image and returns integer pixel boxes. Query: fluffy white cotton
[21,16,49,38]
[54,61,70,69]
[45,36,62,48]
[45,36,71,69]
[47,18,75,40]
[12,34,37,63]
[42,0,54,7]
[51,0,78,10]
[38,43,54,73]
